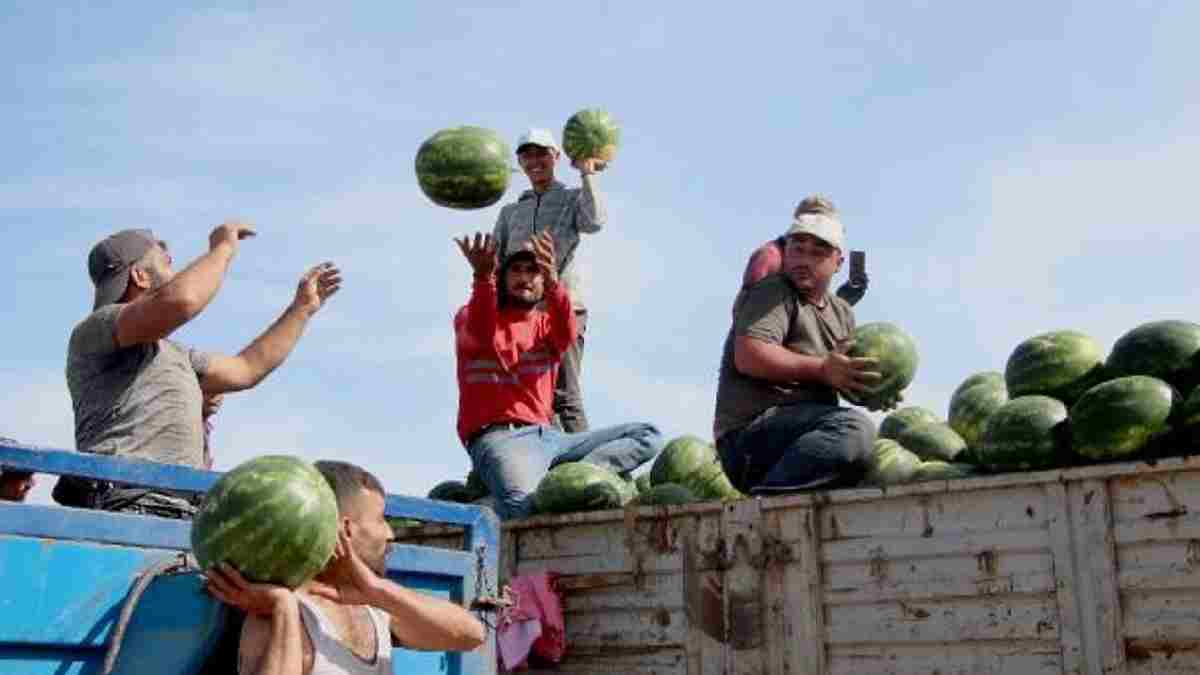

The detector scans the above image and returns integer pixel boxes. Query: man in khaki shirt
[713,211,886,494]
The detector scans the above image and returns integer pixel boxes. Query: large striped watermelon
[562,108,621,162]
[1106,320,1200,397]
[913,461,977,482]
[975,396,1069,472]
[192,455,339,588]
[842,322,920,408]
[534,461,632,514]
[635,483,696,506]
[1070,376,1177,461]
[650,435,717,486]
[681,460,742,501]
[878,406,940,440]
[948,371,1008,449]
[1182,387,1200,430]
[1005,330,1107,405]
[898,422,968,462]
[865,439,921,486]
[415,126,512,209]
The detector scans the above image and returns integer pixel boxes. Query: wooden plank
[563,607,688,649]
[721,498,765,675]
[763,504,826,675]
[821,527,1051,563]
[824,569,1056,605]
[1121,588,1200,640]
[1066,477,1126,674]
[1125,638,1200,674]
[1118,562,1200,592]
[525,647,688,675]
[825,595,1060,644]
[1113,517,1200,544]
[819,486,1052,541]
[683,509,727,675]
[827,641,1062,675]
[1108,470,1200,522]
[1044,481,1086,675]
[825,550,1053,589]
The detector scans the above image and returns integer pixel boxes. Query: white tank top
[296,595,393,675]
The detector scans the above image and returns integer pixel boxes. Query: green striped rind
[865,439,921,486]
[427,480,475,503]
[635,473,652,494]
[913,461,977,482]
[1005,330,1107,405]
[976,396,1069,472]
[898,422,968,461]
[1106,320,1200,398]
[635,483,697,506]
[534,462,629,514]
[1182,387,1200,430]
[1070,376,1177,461]
[562,109,621,162]
[681,461,743,501]
[843,322,920,406]
[878,406,941,440]
[414,126,512,209]
[192,455,338,588]
[948,372,1009,449]
[650,435,717,486]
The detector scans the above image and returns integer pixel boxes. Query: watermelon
[879,406,940,440]
[635,483,696,506]
[635,473,652,494]
[913,461,977,482]
[192,455,338,588]
[414,126,512,209]
[562,108,621,162]
[948,372,1009,449]
[1106,320,1200,397]
[865,439,921,486]
[1182,387,1200,430]
[680,460,742,501]
[533,462,630,514]
[975,396,1069,472]
[841,322,920,408]
[898,422,968,462]
[1070,376,1177,461]
[650,435,717,486]
[388,517,424,532]
[1005,330,1106,405]
[427,480,476,503]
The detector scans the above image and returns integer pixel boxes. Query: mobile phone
[850,250,866,278]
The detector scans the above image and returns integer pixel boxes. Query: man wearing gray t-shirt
[713,211,889,495]
[58,223,342,516]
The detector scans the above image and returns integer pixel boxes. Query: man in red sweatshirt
[453,231,662,520]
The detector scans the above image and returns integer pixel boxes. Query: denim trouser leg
[543,421,664,477]
[717,404,875,495]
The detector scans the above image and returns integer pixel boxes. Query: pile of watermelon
[869,320,1200,487]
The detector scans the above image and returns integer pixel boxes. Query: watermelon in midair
[415,126,512,209]
[562,108,621,163]
[192,455,339,588]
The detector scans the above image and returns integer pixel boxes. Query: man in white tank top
[205,461,487,674]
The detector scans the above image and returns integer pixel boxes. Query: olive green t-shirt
[713,274,856,439]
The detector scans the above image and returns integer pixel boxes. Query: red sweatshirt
[455,275,578,445]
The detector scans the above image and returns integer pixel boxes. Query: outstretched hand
[822,341,882,396]
[293,262,342,315]
[530,231,557,287]
[571,157,606,175]
[454,233,498,278]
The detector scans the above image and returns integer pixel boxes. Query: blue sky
[3,2,1197,504]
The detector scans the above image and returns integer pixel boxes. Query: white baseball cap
[785,212,846,251]
[515,128,560,155]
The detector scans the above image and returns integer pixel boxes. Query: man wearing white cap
[712,211,883,495]
[492,128,606,433]
[57,223,342,517]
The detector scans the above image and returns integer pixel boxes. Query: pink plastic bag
[496,572,565,670]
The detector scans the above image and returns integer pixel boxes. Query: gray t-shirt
[66,304,212,468]
[713,274,856,439]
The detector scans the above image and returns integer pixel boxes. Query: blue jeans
[717,403,874,495]
[467,422,663,520]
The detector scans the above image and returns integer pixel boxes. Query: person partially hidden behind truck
[56,224,342,518]
[453,231,662,520]
[0,466,36,502]
[714,208,893,496]
[205,460,486,675]
[734,195,869,314]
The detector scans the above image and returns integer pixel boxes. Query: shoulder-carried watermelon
[898,422,968,462]
[879,406,940,440]
[1106,320,1200,398]
[562,109,621,163]
[842,322,920,408]
[415,126,512,209]
[635,483,696,506]
[192,455,338,588]
[534,462,631,514]
[948,371,1008,449]
[913,461,977,482]
[650,435,717,486]
[681,461,742,501]
[865,439,921,486]
[975,396,1069,472]
[1005,330,1106,405]
[1070,375,1177,461]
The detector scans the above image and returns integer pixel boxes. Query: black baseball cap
[87,229,158,309]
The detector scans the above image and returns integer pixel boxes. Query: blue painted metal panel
[0,441,499,675]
